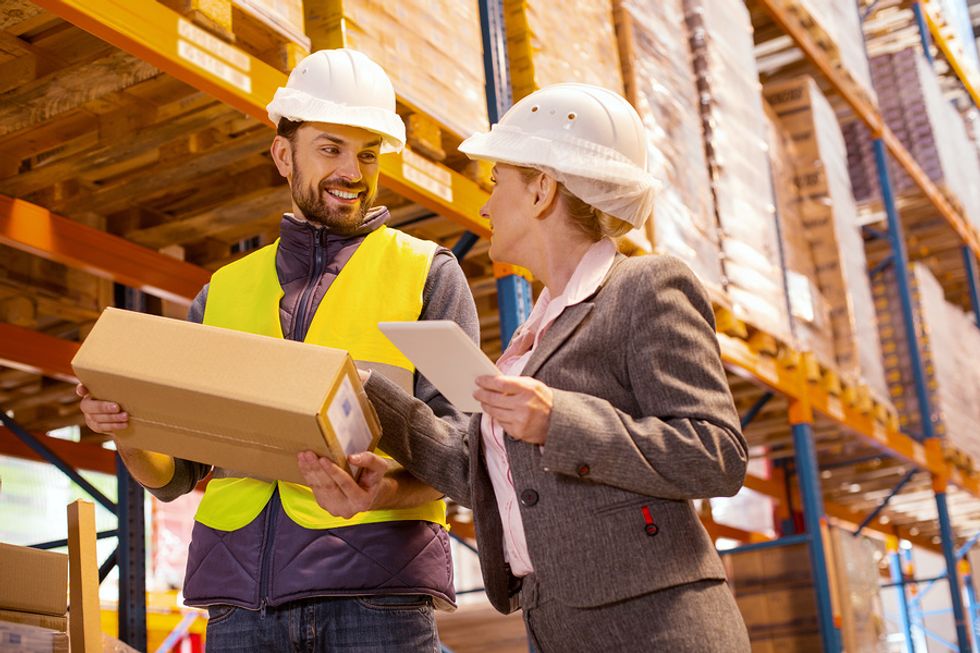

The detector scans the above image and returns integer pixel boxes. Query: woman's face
[483,163,536,265]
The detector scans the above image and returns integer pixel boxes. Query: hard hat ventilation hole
[531,105,539,112]
[567,112,576,120]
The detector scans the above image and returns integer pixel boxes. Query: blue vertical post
[113,284,147,650]
[873,137,971,652]
[116,456,146,651]
[937,491,973,651]
[792,422,841,652]
[873,139,934,442]
[963,247,980,328]
[891,547,917,652]
[479,0,532,348]
[912,2,935,65]
[965,563,980,653]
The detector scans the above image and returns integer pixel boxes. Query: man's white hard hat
[460,83,659,228]
[266,48,405,153]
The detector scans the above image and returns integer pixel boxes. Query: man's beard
[291,160,375,233]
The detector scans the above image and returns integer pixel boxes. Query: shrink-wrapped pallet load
[614,0,723,293]
[686,0,792,342]
[874,263,980,461]
[765,77,888,398]
[844,49,980,227]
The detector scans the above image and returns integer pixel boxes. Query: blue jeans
[204,595,439,652]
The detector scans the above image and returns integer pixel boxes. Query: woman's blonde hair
[516,167,632,241]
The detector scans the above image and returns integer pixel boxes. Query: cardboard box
[0,610,67,632]
[0,622,68,653]
[0,544,68,617]
[71,308,381,484]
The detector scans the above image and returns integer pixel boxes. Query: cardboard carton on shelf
[71,308,381,484]
[0,543,69,653]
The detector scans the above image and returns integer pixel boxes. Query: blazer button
[576,464,590,477]
[519,489,539,506]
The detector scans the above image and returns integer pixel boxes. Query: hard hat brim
[267,87,406,153]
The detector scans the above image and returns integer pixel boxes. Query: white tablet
[378,320,500,412]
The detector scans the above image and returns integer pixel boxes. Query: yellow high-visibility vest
[194,225,447,531]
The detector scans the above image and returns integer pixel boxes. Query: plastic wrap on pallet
[830,529,889,653]
[320,0,488,139]
[615,0,723,293]
[764,99,834,363]
[504,0,624,100]
[874,263,980,454]
[794,0,875,100]
[685,0,792,343]
[845,48,980,228]
[233,0,307,45]
[765,76,888,398]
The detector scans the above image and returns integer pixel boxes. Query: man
[77,48,478,652]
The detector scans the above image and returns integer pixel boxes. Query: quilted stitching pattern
[182,502,455,609]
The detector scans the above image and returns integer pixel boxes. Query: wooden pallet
[158,0,310,73]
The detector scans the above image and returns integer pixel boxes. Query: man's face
[277,123,383,233]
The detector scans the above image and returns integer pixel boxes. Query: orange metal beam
[0,323,79,382]
[0,195,210,304]
[30,0,491,239]
[0,427,116,476]
[919,0,980,109]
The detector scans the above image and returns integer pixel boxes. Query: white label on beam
[178,40,252,94]
[178,18,251,72]
[401,149,453,204]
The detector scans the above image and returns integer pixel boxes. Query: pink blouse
[479,238,617,576]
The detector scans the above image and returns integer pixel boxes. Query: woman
[299,83,751,651]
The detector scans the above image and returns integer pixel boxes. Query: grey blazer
[365,253,747,614]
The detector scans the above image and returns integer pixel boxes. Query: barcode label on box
[327,375,373,458]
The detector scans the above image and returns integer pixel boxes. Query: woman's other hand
[474,375,553,445]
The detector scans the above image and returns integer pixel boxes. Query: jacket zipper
[292,228,326,341]
[258,487,281,615]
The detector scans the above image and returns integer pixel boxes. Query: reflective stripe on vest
[195,225,447,531]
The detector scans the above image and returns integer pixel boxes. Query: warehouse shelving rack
[730,1,980,651]
[0,0,978,651]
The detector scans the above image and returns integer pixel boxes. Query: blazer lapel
[522,301,594,378]
[521,254,626,379]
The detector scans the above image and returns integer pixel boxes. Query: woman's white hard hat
[266,48,406,153]
[459,83,659,228]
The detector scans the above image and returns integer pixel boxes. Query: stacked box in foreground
[724,527,887,652]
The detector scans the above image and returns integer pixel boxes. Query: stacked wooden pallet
[764,76,889,401]
[503,0,624,100]
[874,262,980,467]
[159,0,310,72]
[304,0,488,143]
